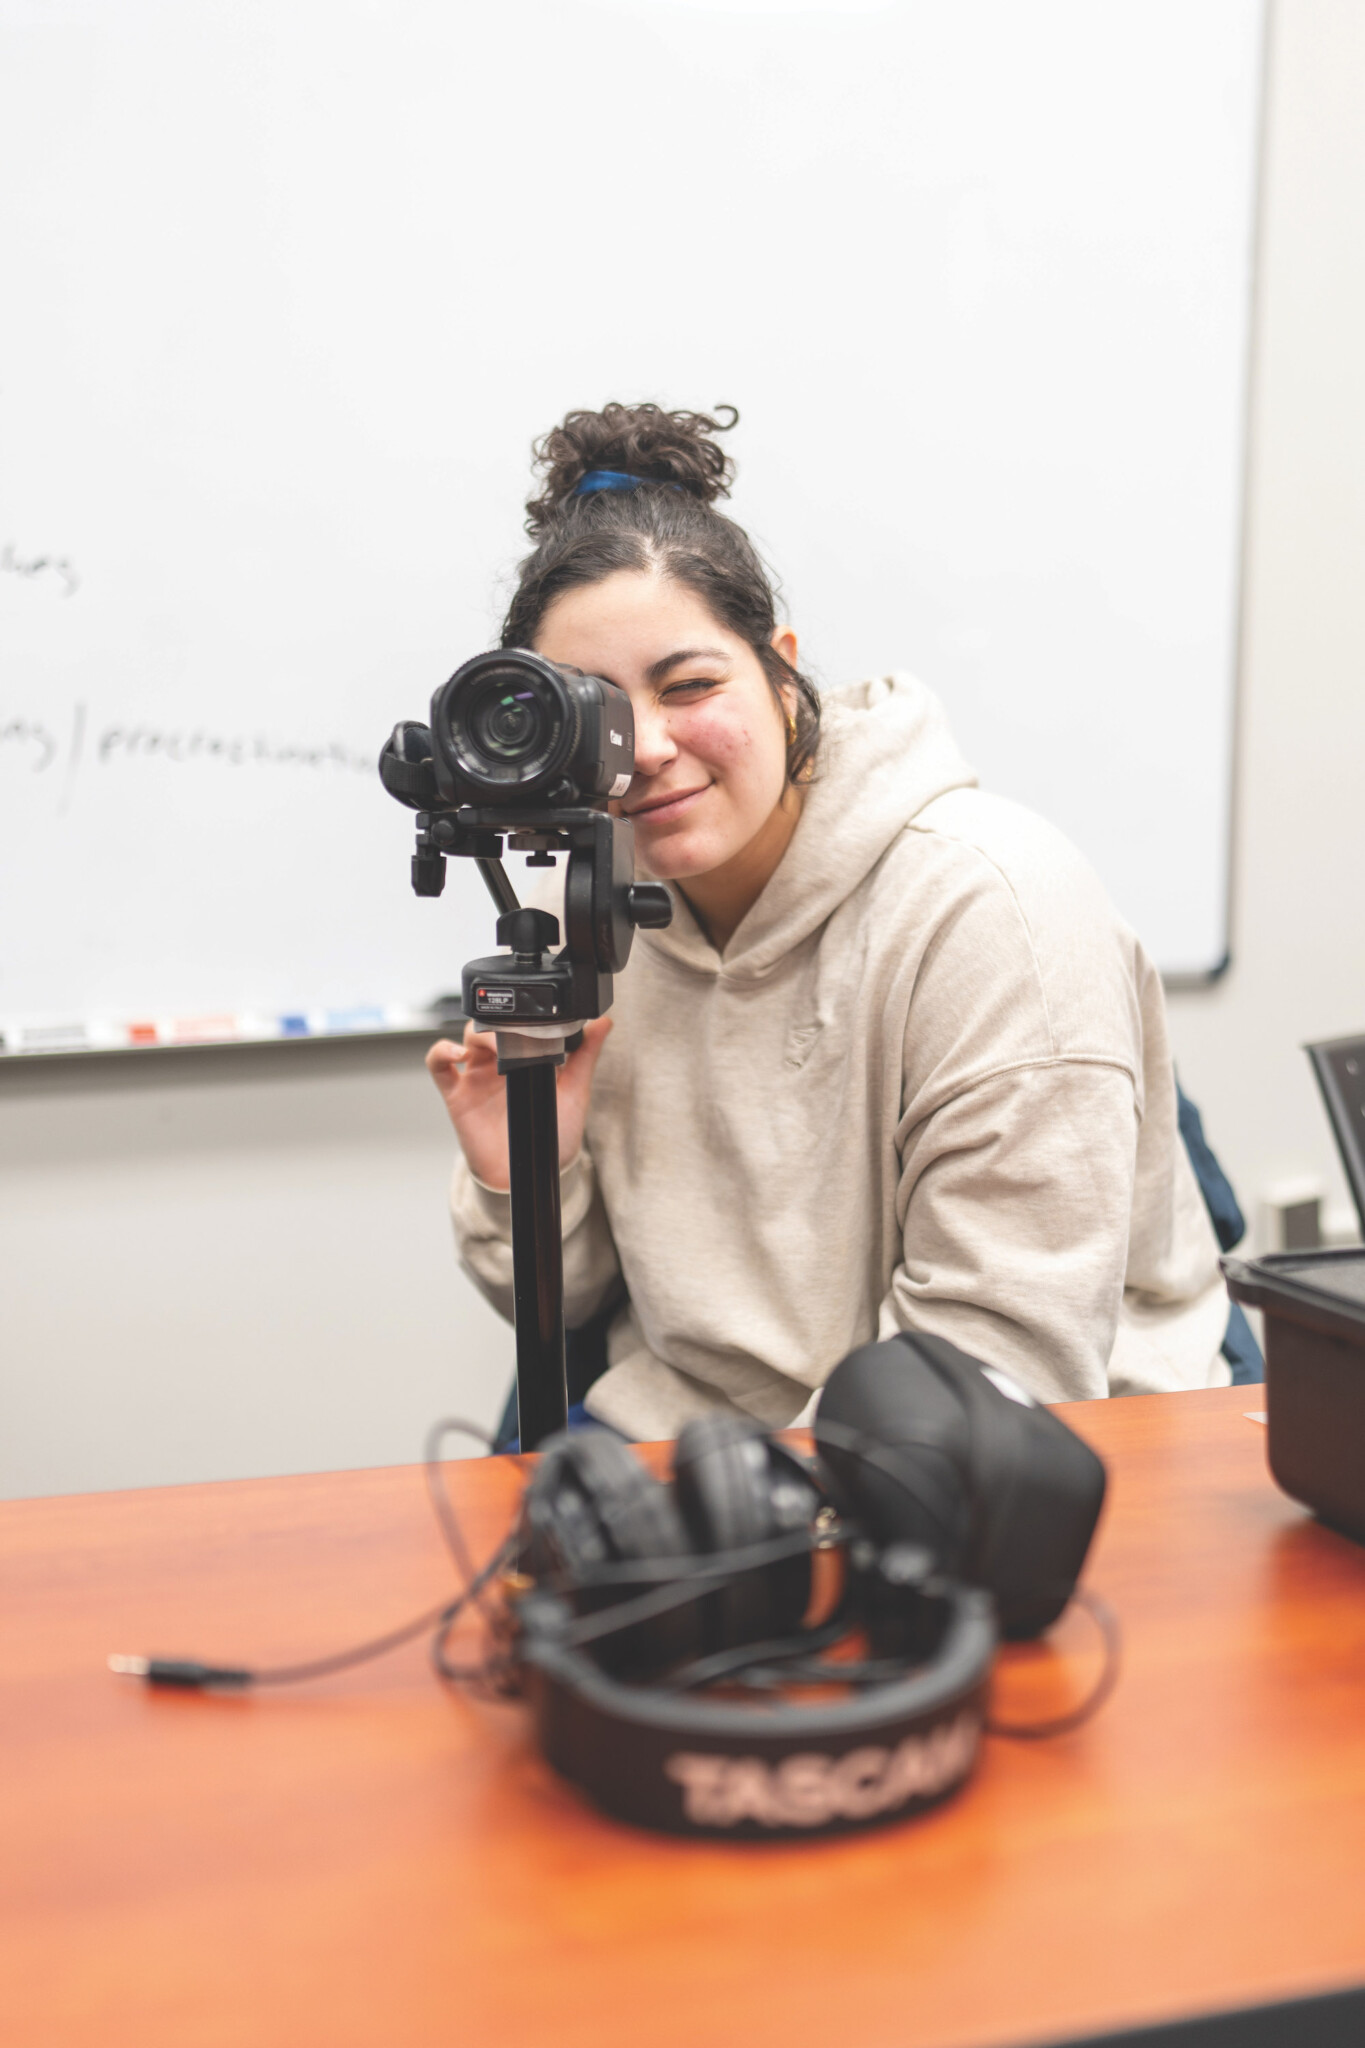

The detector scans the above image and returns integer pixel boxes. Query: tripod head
[451,804,670,1057]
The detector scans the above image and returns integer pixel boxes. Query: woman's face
[533,570,796,883]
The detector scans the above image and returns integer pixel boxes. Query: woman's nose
[630,699,676,778]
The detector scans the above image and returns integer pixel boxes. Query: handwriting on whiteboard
[1,543,79,597]
[95,726,373,772]
[1,704,373,780]
[0,718,59,771]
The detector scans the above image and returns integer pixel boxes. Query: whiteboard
[0,0,1264,1053]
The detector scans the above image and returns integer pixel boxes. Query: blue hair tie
[572,469,685,499]
[573,469,649,497]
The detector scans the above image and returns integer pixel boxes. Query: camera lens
[471,684,544,760]
[433,649,582,799]
[474,688,540,761]
[443,655,569,790]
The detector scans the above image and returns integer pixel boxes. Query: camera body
[429,649,634,810]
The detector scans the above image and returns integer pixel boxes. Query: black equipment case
[1222,1249,1365,1544]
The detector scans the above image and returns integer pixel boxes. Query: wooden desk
[3,1385,1364,2048]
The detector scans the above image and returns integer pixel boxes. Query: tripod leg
[504,1060,569,1450]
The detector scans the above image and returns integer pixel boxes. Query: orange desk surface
[4,1384,1365,2048]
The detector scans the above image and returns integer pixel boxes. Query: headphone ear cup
[673,1415,815,1652]
[674,1415,773,1552]
[554,1430,691,1564]
[522,1429,699,1676]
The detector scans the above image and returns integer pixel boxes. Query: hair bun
[525,402,737,533]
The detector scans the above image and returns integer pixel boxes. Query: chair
[1176,1083,1263,1385]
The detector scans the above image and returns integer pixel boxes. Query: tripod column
[503,1054,568,1450]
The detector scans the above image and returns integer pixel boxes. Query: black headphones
[510,1331,1108,1838]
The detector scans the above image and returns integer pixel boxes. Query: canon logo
[663,1711,980,1829]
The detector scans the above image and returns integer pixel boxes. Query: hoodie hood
[642,672,976,980]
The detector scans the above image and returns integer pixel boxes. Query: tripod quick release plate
[463,951,575,1027]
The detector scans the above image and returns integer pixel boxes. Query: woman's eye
[662,679,718,702]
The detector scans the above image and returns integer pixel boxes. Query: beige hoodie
[452,674,1229,1436]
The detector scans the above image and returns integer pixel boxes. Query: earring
[785,710,798,746]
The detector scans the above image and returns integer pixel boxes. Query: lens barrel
[440,652,570,791]
[430,649,634,808]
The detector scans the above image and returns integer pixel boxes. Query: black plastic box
[1223,1249,1365,1544]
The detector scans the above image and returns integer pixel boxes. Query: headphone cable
[109,1422,1119,1738]
[108,1418,514,1692]
[558,1528,825,1649]
[983,1584,1121,1739]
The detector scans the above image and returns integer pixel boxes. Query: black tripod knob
[496,907,561,959]
[625,883,673,930]
[411,852,446,898]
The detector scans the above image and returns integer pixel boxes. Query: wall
[2,0,1362,1499]
[0,1038,515,1497]
[1165,0,1365,1243]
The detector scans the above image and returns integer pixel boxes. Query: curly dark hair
[502,402,820,784]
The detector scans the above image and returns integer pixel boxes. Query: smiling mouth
[625,784,709,822]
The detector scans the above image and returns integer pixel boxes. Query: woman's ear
[770,624,799,671]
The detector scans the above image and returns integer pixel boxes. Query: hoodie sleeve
[878,1056,1143,1401]
[868,789,1229,1401]
[450,1146,623,1331]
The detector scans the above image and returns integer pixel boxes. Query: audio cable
[108,1419,1118,1736]
[108,1419,516,1692]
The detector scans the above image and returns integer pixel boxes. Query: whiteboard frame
[1159,0,1271,995]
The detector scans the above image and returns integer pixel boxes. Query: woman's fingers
[424,1025,513,1185]
[429,1013,610,1178]
[426,1027,501,1110]
[425,1038,465,1102]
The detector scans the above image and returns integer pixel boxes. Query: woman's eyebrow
[645,647,730,685]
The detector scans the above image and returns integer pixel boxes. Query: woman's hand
[425,1016,614,1192]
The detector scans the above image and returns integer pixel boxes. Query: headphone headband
[518,1583,994,1837]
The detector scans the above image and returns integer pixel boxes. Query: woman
[428,403,1229,1438]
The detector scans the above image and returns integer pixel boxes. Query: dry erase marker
[168,1015,240,1044]
[324,1006,386,1034]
